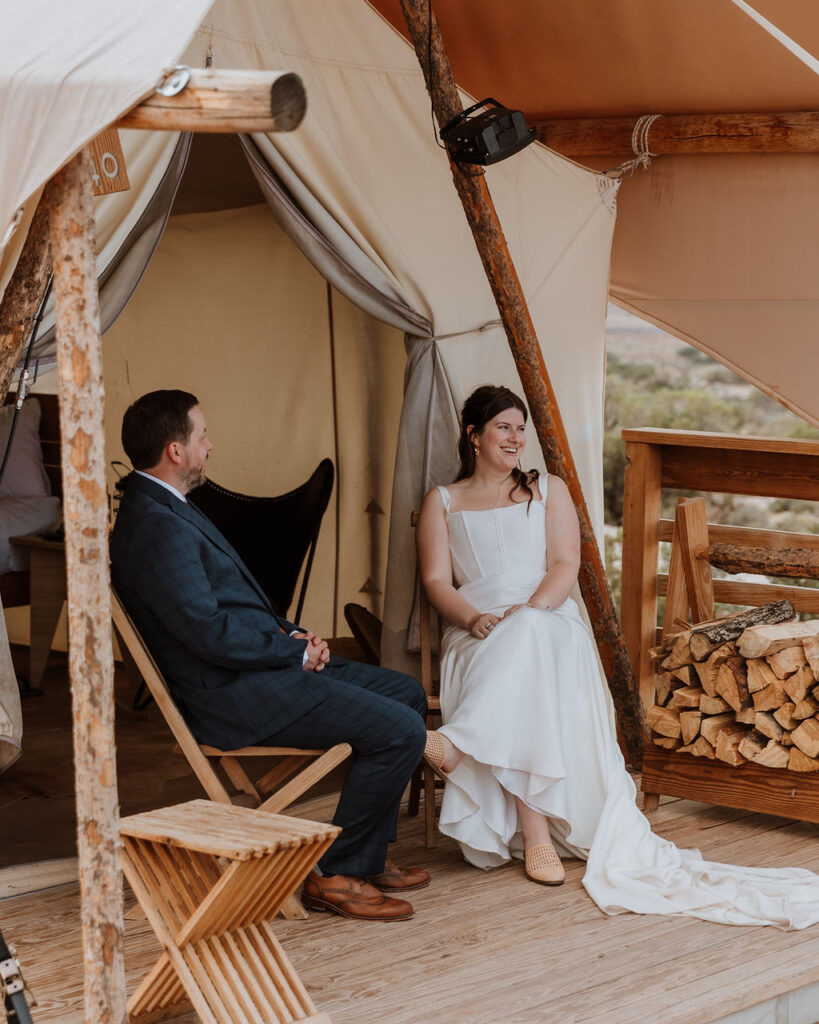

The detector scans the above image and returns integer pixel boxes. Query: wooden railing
[620,428,819,711]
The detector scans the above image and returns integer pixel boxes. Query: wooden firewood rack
[621,429,819,819]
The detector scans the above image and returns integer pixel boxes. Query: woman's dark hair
[455,384,537,504]
[121,389,199,470]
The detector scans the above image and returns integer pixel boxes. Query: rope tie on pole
[608,114,663,178]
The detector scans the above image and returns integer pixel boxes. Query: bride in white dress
[416,384,819,928]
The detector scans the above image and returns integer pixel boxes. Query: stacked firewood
[648,600,819,772]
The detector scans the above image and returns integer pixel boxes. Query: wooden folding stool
[121,799,338,1024]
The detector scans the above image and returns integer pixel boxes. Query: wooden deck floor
[4,791,819,1024]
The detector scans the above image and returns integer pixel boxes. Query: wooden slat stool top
[120,799,339,1024]
[121,798,338,860]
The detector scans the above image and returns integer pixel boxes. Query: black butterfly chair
[130,459,334,710]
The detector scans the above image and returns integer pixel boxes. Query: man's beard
[180,465,207,493]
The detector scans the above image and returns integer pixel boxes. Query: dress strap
[436,485,452,512]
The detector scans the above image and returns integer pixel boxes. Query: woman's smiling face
[471,406,526,470]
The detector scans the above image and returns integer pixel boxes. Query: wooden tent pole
[398,0,645,764]
[50,148,126,1024]
[535,111,819,157]
[0,188,53,402]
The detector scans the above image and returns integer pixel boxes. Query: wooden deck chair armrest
[259,743,352,815]
[198,745,327,757]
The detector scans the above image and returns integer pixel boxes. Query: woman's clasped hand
[468,612,501,638]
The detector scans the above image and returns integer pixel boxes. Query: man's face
[176,404,213,493]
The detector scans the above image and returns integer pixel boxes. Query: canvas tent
[2,0,819,1015]
[0,0,619,701]
[1,0,817,748]
[0,0,816,757]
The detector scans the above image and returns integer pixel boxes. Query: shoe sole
[367,878,431,893]
[301,892,415,921]
[526,875,565,887]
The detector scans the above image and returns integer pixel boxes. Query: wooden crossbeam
[534,111,819,156]
[116,68,306,133]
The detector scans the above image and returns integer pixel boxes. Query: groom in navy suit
[110,390,428,921]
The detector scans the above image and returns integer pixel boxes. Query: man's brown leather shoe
[301,871,414,921]
[367,858,431,892]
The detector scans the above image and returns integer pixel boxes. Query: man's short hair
[121,390,199,470]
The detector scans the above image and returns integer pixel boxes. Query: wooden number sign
[87,129,130,196]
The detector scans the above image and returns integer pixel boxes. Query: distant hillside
[603,306,819,617]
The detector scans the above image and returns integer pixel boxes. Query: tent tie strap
[607,114,664,179]
[426,319,502,343]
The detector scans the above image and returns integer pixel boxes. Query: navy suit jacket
[110,472,327,749]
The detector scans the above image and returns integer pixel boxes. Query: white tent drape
[180,0,618,670]
[0,0,211,253]
[0,0,619,680]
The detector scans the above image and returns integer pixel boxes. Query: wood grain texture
[535,111,819,156]
[675,499,714,624]
[621,441,662,711]
[641,746,819,822]
[661,446,819,500]
[659,518,819,551]
[9,792,819,1024]
[116,69,307,134]
[51,147,126,1024]
[658,574,819,614]
[0,184,52,403]
[621,429,819,457]
[121,800,334,1023]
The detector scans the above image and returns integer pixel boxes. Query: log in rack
[621,428,819,819]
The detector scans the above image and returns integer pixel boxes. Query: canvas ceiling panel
[610,154,819,426]
[0,0,211,255]
[369,0,819,118]
[186,0,494,333]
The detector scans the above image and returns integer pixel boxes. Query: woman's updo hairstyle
[455,384,537,504]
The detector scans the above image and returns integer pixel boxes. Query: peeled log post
[398,0,645,764]
[116,68,306,133]
[0,187,53,402]
[50,150,126,1024]
[534,111,819,157]
[708,544,819,580]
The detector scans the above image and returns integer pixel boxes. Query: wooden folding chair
[111,589,351,919]
[407,511,442,848]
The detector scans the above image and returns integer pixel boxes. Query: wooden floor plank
[7,794,819,1024]
[5,662,819,1024]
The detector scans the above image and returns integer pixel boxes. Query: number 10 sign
[88,129,130,196]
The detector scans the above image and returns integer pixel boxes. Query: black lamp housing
[439,98,537,166]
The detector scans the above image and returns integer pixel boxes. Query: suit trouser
[262,657,427,877]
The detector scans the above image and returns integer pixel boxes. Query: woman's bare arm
[526,475,581,610]
[416,488,499,637]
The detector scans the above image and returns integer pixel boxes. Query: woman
[416,384,819,926]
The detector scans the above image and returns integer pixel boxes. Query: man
[110,390,428,922]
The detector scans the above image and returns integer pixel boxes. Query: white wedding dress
[436,474,819,928]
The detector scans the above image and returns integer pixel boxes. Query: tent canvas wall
[1,0,618,678]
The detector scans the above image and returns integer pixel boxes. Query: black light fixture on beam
[439,97,537,166]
